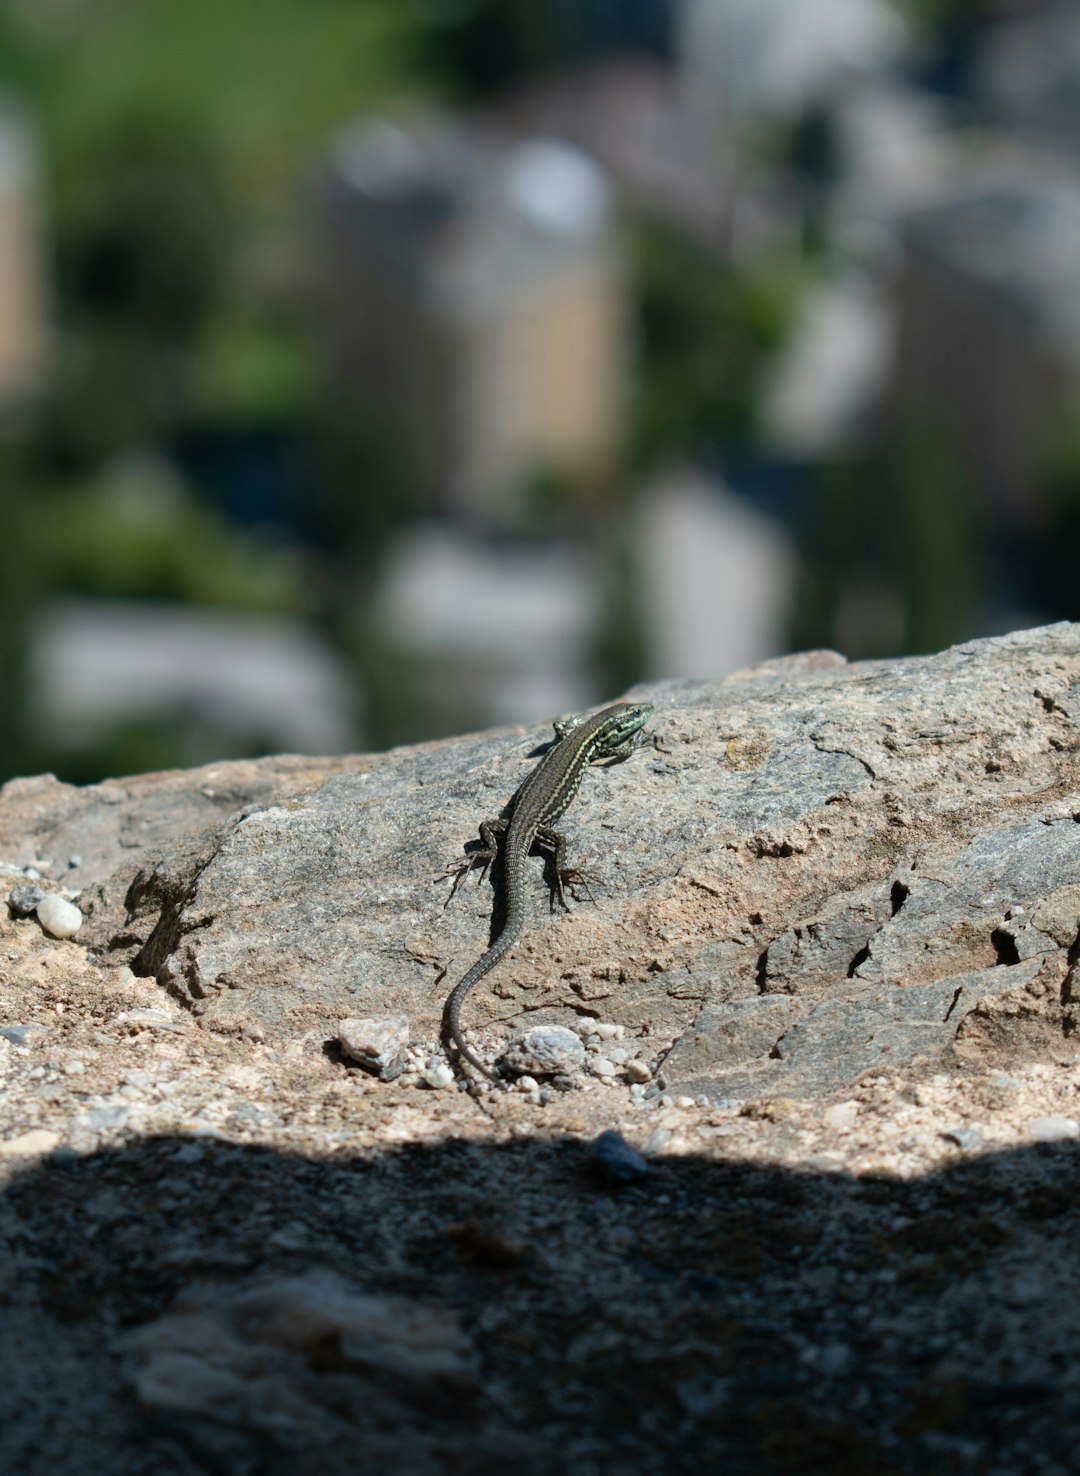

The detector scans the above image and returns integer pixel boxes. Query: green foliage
[794,429,983,659]
[1034,415,1080,623]
[194,315,319,427]
[3,0,419,206]
[629,223,810,471]
[593,515,649,697]
[895,428,981,654]
[34,475,313,614]
[60,118,228,338]
[415,0,573,98]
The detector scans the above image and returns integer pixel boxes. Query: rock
[422,1062,455,1090]
[3,624,1080,1097]
[7,881,45,917]
[589,1129,650,1183]
[822,1101,859,1132]
[589,1056,617,1078]
[0,1024,45,1046]
[0,1129,60,1157]
[942,1126,985,1151]
[35,893,84,939]
[123,1272,480,1463]
[338,1015,410,1078]
[625,1058,652,1083]
[1027,1116,1080,1143]
[503,1026,586,1077]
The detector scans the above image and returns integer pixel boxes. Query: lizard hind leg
[535,825,599,911]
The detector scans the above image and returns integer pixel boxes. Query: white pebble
[515,1075,539,1094]
[823,1101,859,1132]
[675,1095,696,1109]
[1027,1116,1080,1142]
[422,1063,455,1090]
[590,1057,617,1078]
[625,1058,652,1083]
[606,1047,630,1064]
[0,1128,60,1157]
[593,1022,619,1039]
[36,894,83,940]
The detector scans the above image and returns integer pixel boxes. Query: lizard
[441,699,653,1082]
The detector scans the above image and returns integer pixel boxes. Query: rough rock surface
[3,624,1080,1474]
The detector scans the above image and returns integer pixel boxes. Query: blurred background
[1,0,1078,783]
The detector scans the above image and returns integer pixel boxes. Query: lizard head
[590,700,653,758]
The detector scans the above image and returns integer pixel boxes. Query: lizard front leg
[441,816,508,903]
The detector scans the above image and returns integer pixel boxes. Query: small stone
[593,1021,619,1040]
[674,1095,696,1109]
[590,1129,649,1183]
[503,1026,586,1077]
[0,1128,60,1157]
[241,1023,266,1043]
[1027,1116,1080,1143]
[36,894,84,939]
[7,882,45,918]
[625,1058,652,1084]
[514,1075,539,1094]
[338,1015,410,1078]
[590,1057,617,1078]
[422,1062,455,1090]
[823,1101,859,1132]
[942,1125,984,1152]
[0,1025,44,1046]
[606,1046,630,1065]
[987,1071,1022,1091]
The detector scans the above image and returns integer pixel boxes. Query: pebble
[7,882,45,918]
[589,1129,650,1183]
[592,1022,620,1040]
[674,1096,696,1109]
[942,1125,985,1152]
[590,1057,617,1078]
[0,1128,60,1157]
[36,894,84,939]
[337,1015,410,1078]
[514,1075,540,1094]
[0,1024,45,1046]
[503,1026,586,1077]
[988,1071,1022,1091]
[422,1063,455,1090]
[823,1101,859,1132]
[625,1058,652,1084]
[1027,1116,1080,1142]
